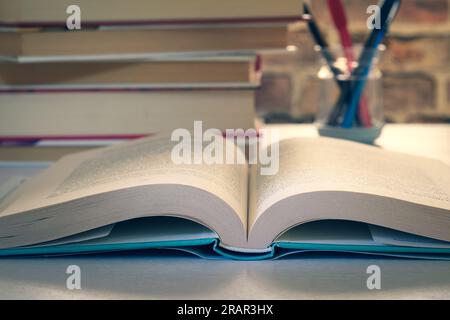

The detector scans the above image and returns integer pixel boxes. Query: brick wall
[257,0,450,123]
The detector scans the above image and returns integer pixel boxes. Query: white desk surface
[1,124,450,300]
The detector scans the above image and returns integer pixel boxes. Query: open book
[1,133,450,260]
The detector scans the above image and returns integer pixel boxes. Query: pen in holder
[315,45,385,145]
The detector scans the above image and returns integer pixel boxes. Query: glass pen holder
[315,46,385,145]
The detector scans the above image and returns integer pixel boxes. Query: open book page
[247,137,450,248]
[0,133,249,229]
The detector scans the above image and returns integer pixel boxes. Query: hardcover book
[0,0,303,27]
[0,86,257,140]
[1,134,449,259]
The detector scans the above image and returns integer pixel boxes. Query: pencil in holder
[315,45,385,144]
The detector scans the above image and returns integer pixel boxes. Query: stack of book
[0,0,304,157]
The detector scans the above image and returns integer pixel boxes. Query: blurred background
[258,0,450,124]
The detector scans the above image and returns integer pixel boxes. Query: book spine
[0,16,305,29]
